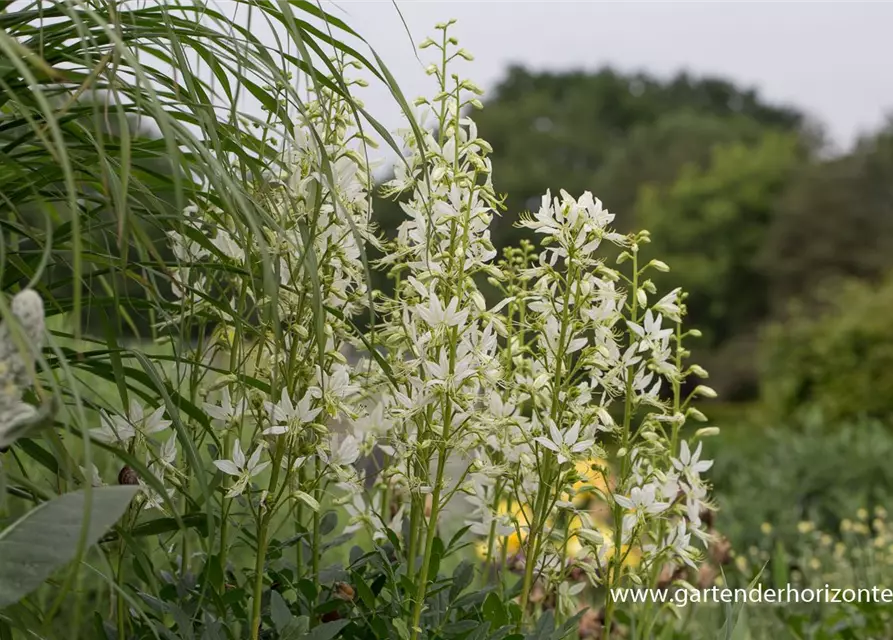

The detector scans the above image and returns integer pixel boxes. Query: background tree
[764,120,893,313]
[635,131,806,397]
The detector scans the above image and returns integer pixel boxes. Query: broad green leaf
[0,486,140,608]
[299,619,349,640]
[270,591,293,633]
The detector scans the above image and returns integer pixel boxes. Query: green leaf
[0,486,140,607]
[270,590,293,633]
[483,591,507,628]
[729,603,751,640]
[449,560,474,600]
[352,571,375,609]
[771,540,788,588]
[299,619,349,640]
[127,512,209,538]
[391,619,410,640]
[293,491,320,512]
[319,511,337,536]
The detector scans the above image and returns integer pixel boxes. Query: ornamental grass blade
[0,485,140,608]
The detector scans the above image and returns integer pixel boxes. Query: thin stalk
[409,445,447,640]
[604,250,640,640]
[250,440,286,640]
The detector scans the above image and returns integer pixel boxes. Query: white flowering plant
[0,11,719,640]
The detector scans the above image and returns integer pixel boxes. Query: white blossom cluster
[361,24,718,617]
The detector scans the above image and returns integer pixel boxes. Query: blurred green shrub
[706,414,893,552]
[635,132,806,399]
[760,275,893,421]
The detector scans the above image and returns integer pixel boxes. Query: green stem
[481,479,503,587]
[250,441,286,640]
[604,250,640,640]
[409,447,447,640]
[311,474,323,623]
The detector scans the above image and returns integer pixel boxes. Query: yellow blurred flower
[797,521,815,534]
[572,459,611,498]
[857,508,869,521]
[760,522,773,535]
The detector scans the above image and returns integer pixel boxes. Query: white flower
[533,420,594,464]
[672,441,714,480]
[213,438,270,498]
[416,292,469,329]
[79,464,104,487]
[93,410,135,445]
[210,228,245,262]
[615,483,670,533]
[312,364,357,402]
[158,433,178,469]
[203,388,250,430]
[92,399,170,445]
[263,388,321,436]
[324,433,360,467]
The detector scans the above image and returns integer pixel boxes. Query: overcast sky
[324,1,893,154]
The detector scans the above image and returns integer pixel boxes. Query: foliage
[590,111,773,226]
[707,415,893,553]
[635,132,805,398]
[729,504,893,639]
[764,122,893,312]
[759,274,893,421]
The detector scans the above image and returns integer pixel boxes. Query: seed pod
[118,465,139,485]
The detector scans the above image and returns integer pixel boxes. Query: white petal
[213,460,240,476]
[232,439,246,468]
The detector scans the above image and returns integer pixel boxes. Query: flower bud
[688,364,709,378]
[576,528,604,546]
[695,427,720,438]
[693,385,717,399]
[649,259,670,273]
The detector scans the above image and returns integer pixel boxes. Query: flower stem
[409,447,446,640]
[249,440,285,640]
